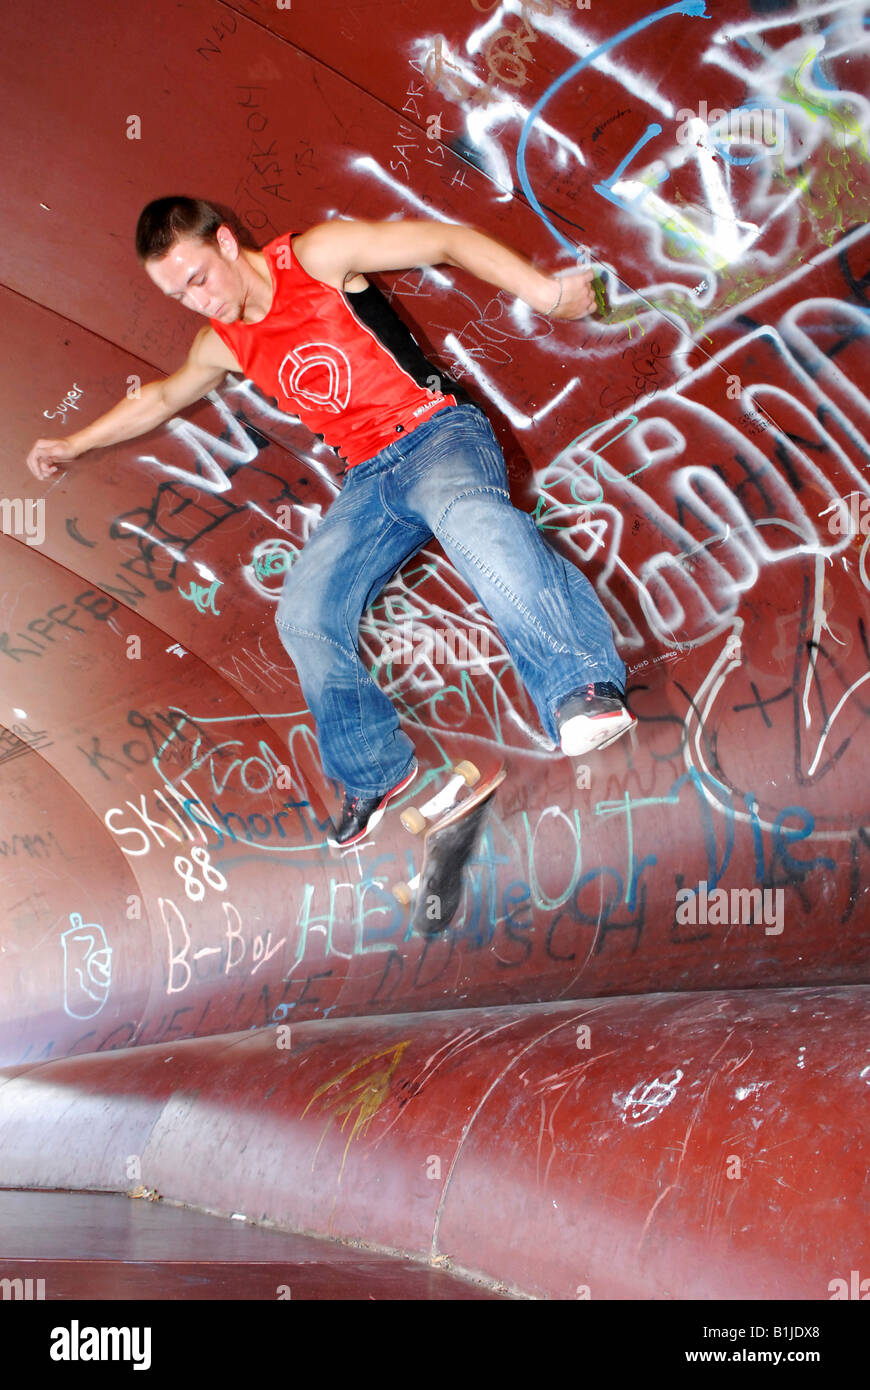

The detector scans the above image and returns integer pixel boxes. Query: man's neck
[237,247,274,324]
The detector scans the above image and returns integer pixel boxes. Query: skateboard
[392,762,506,935]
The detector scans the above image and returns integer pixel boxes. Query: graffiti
[516,2,868,303]
[42,382,84,422]
[149,707,303,798]
[66,516,98,548]
[173,845,228,901]
[195,13,237,62]
[161,895,287,995]
[61,913,112,1019]
[442,288,556,371]
[390,78,441,181]
[104,779,317,857]
[534,284,870,654]
[599,339,665,415]
[234,85,306,237]
[0,828,65,860]
[619,1068,684,1126]
[218,633,298,696]
[420,34,495,109]
[301,1041,410,1181]
[4,0,870,1075]
[178,576,222,615]
[78,706,222,782]
[250,543,292,583]
[0,592,112,663]
[0,722,53,767]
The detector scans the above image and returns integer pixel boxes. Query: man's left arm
[292,218,596,320]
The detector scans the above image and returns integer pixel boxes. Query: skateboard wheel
[401,807,427,835]
[392,882,412,907]
[454,760,480,787]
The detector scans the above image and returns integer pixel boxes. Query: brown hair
[134,196,257,261]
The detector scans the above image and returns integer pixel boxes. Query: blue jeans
[275,404,625,795]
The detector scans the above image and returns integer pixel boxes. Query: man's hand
[24,331,232,481]
[543,268,597,320]
[26,436,81,481]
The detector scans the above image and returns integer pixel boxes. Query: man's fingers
[27,439,72,480]
[541,264,599,319]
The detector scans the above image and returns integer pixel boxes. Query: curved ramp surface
[0,0,869,1297]
[1,988,867,1300]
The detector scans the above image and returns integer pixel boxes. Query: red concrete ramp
[1,988,867,1300]
[0,0,869,1297]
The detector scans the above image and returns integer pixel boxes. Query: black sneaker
[327,760,418,850]
[556,682,636,756]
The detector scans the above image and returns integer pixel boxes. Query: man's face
[145,229,242,320]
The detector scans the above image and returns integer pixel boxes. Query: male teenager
[27,197,635,847]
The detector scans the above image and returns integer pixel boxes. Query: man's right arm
[26,327,236,480]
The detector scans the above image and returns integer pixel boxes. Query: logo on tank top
[278,342,351,414]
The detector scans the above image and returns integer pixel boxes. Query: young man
[27,197,635,847]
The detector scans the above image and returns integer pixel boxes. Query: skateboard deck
[394,764,506,935]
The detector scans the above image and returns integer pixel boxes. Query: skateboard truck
[398,760,479,839]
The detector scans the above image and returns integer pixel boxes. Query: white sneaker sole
[559,710,636,757]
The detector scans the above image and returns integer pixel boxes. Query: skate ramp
[0,0,868,1297]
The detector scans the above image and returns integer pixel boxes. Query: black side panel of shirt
[345,283,473,406]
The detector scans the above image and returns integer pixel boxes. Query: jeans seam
[353,666,384,779]
[274,621,356,661]
[276,621,387,780]
[437,490,577,656]
[445,535,575,654]
[342,519,402,780]
[434,484,510,533]
[380,473,428,532]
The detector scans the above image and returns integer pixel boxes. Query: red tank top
[209,231,467,467]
